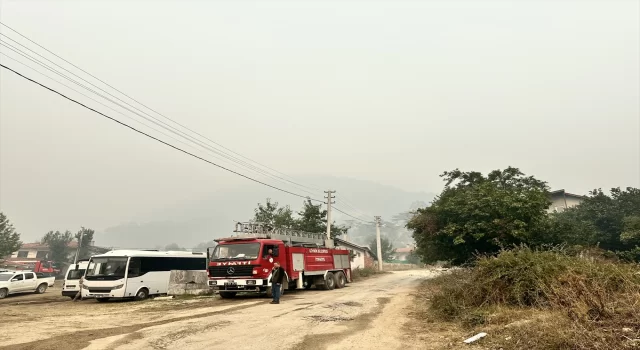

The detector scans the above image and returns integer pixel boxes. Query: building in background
[6,241,78,261]
[335,238,377,269]
[548,189,586,213]
[393,246,414,261]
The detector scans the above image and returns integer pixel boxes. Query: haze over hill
[95,175,435,249]
[1,1,637,255]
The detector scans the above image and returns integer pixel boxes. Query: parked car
[0,271,55,299]
[62,260,89,298]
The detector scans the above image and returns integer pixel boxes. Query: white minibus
[82,250,206,302]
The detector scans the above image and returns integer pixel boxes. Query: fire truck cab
[208,223,351,298]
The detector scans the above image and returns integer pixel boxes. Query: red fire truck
[208,222,352,298]
[1,260,58,275]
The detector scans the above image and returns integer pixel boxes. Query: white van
[82,250,207,302]
[62,260,90,298]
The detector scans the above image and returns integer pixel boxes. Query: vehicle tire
[334,272,347,289]
[219,291,237,299]
[0,288,7,299]
[320,272,335,290]
[35,283,47,294]
[135,288,149,301]
[96,298,110,302]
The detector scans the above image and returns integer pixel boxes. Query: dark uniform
[270,265,285,304]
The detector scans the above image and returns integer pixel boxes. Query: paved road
[1,270,437,350]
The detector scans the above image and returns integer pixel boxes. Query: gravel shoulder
[0,269,439,350]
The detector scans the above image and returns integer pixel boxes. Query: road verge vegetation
[417,246,640,349]
[351,267,387,281]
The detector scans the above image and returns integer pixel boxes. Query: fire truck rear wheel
[334,272,346,289]
[324,272,336,290]
[219,292,237,299]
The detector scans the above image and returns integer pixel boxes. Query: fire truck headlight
[247,280,256,285]
[210,281,217,285]
[82,284,88,289]
[252,269,258,275]
[114,284,124,289]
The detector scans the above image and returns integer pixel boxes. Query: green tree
[408,167,550,264]
[548,187,640,258]
[42,230,73,266]
[406,250,421,265]
[294,199,348,239]
[369,235,395,261]
[254,198,296,228]
[75,227,95,260]
[0,212,22,259]
[620,216,640,245]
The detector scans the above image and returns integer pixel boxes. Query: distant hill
[95,176,435,249]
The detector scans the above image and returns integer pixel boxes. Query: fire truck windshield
[211,243,260,261]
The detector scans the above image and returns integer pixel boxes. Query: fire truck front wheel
[219,291,237,299]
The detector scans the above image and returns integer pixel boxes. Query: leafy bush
[351,267,379,279]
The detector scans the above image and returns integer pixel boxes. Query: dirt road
[0,270,438,350]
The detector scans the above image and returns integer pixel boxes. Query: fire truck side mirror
[74,264,79,271]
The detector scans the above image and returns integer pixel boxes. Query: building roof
[395,247,414,254]
[549,189,587,199]
[334,238,378,260]
[19,241,79,250]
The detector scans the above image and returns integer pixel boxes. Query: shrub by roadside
[351,267,386,280]
[419,247,640,349]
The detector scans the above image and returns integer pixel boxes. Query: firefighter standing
[270,262,285,304]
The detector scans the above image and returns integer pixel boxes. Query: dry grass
[417,247,640,349]
[351,267,387,281]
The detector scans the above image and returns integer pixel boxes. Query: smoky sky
[1,0,639,242]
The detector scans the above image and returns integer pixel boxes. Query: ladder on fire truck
[231,222,328,247]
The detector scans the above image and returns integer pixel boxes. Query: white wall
[10,249,38,259]
[548,195,584,213]
[336,245,366,269]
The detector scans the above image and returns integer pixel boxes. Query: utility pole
[375,216,383,271]
[325,190,336,248]
[73,229,84,265]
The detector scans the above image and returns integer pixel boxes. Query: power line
[336,198,373,219]
[0,23,375,222]
[1,48,374,224]
[332,206,373,223]
[0,39,320,197]
[0,63,325,203]
[0,22,323,195]
[0,52,234,160]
